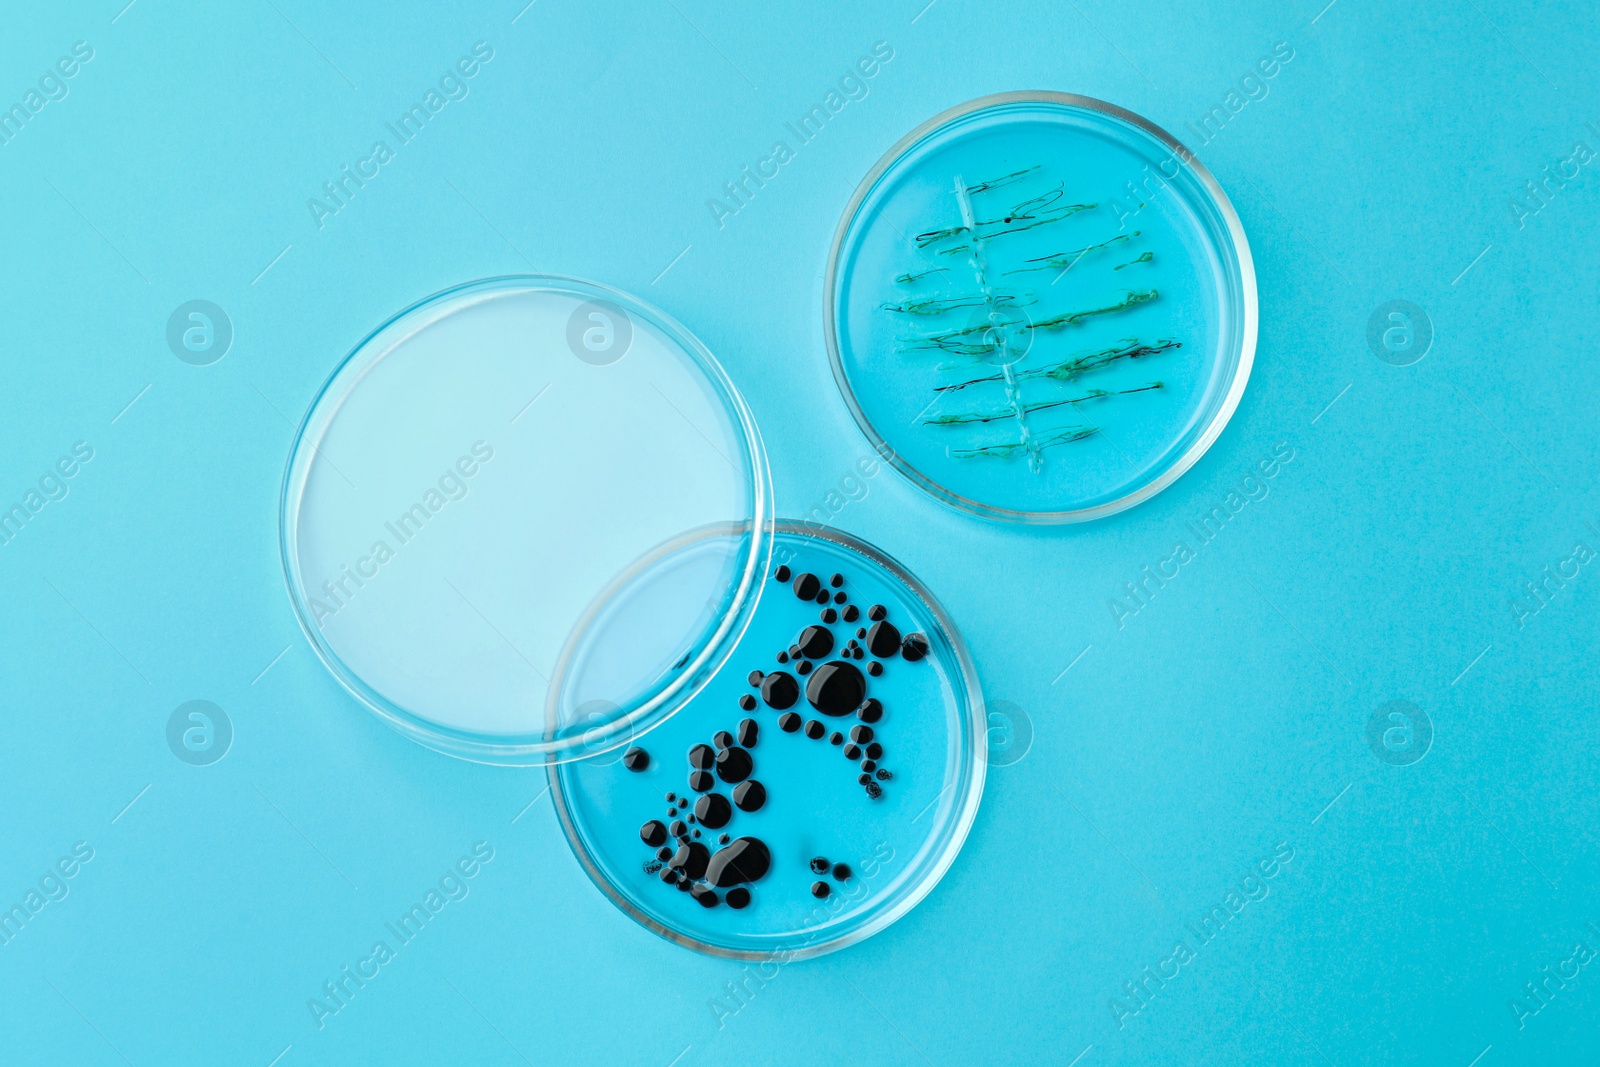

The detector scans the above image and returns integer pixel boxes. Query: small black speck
[821,608,838,623]
[774,565,791,582]
[748,670,764,686]
[867,662,882,676]
[739,694,756,711]
[865,781,883,799]
[796,660,812,675]
[856,628,867,639]
[832,863,851,881]
[861,759,876,772]
[809,857,830,874]
[778,712,801,732]
[876,768,893,781]
[777,651,789,663]
[843,743,861,760]
[843,605,860,622]
[850,725,873,743]
[866,742,883,760]
[815,589,830,605]
[868,605,887,621]
[804,720,825,740]
[829,732,843,746]
[830,573,844,588]
[858,773,872,785]
[811,881,831,899]
[622,747,649,772]
[713,731,733,750]
[720,834,731,845]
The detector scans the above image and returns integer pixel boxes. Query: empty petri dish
[550,522,985,959]
[279,276,772,764]
[826,92,1257,523]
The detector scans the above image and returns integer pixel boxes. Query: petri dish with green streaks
[826,92,1257,523]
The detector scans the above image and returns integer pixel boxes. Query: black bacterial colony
[625,565,929,911]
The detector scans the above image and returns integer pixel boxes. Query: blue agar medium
[551,523,986,960]
[826,92,1257,523]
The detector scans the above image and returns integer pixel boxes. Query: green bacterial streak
[933,338,1181,393]
[950,424,1099,460]
[923,383,1165,426]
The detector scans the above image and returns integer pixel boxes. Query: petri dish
[826,92,1257,523]
[279,276,772,764]
[551,521,986,959]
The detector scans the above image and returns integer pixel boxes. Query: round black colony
[761,672,799,710]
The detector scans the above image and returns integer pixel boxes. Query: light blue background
[2,1,1597,1064]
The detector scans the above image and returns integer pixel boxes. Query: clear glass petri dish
[826,92,1257,523]
[279,276,772,764]
[550,521,986,959]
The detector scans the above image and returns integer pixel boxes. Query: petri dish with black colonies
[551,522,986,959]
[826,92,1257,523]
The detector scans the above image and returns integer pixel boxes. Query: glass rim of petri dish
[278,275,773,765]
[824,90,1258,524]
[548,520,987,961]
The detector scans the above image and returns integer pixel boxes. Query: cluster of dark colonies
[749,565,927,801]
[640,720,771,909]
[806,856,853,899]
[634,556,931,917]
